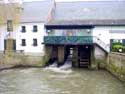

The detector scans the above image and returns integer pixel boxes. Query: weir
[46,55,72,69]
[44,56,72,73]
[45,45,92,69]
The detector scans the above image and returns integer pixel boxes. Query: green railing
[44,36,93,45]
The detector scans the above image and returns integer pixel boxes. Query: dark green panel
[44,36,93,45]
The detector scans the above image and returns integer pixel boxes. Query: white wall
[93,26,125,44]
[1,24,125,54]
[93,26,125,53]
[94,45,106,59]
[93,26,110,45]
[0,22,46,54]
[109,26,125,39]
[0,26,6,51]
[16,23,45,54]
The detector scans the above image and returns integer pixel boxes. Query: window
[21,39,26,46]
[113,39,122,43]
[7,20,13,31]
[21,26,26,33]
[33,39,37,46]
[33,25,38,32]
[119,39,123,43]
[113,39,118,43]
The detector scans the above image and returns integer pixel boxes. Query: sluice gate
[45,45,92,68]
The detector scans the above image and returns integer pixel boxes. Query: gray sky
[23,0,123,2]
[2,0,124,3]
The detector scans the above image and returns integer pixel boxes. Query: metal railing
[93,36,110,53]
[44,36,110,52]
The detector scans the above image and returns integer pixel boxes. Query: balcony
[44,36,93,45]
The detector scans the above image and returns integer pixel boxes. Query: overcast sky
[23,0,124,2]
[2,0,124,3]
[23,0,103,1]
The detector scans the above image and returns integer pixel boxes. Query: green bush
[112,43,125,53]
[113,44,125,49]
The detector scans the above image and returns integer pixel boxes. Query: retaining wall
[0,52,46,70]
[107,52,125,85]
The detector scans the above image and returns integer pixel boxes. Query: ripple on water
[0,69,125,94]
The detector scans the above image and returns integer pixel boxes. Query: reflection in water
[0,68,125,94]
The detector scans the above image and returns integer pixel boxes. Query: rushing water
[0,68,125,94]
[45,58,72,73]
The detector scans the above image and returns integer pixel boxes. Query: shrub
[112,43,125,53]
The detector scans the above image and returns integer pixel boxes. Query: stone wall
[92,45,107,69]
[58,46,65,65]
[107,52,125,85]
[0,52,45,70]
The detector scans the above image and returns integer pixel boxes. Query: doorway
[4,39,16,51]
[78,45,91,68]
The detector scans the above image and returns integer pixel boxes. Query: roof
[46,1,125,26]
[21,0,53,23]
[46,19,125,26]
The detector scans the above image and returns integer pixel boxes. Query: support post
[52,46,58,60]
[72,46,78,67]
[58,46,65,65]
[44,45,53,62]
[90,45,98,70]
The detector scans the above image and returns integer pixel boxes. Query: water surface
[0,68,124,94]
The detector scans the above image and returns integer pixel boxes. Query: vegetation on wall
[107,54,125,84]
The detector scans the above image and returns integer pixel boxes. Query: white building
[0,0,53,55]
[0,0,125,56]
[43,1,125,67]
[44,0,125,53]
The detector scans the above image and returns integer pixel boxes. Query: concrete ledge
[111,52,125,56]
[0,53,46,70]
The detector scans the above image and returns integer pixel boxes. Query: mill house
[44,1,125,69]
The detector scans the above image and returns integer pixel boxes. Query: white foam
[48,61,58,68]
[45,67,72,74]
[59,60,72,70]
[44,59,72,74]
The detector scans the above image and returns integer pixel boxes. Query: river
[0,68,124,94]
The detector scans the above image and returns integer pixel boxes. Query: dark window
[7,20,13,31]
[21,26,26,33]
[113,39,122,43]
[21,39,26,46]
[33,39,37,46]
[123,39,125,46]
[110,39,113,51]
[33,25,38,32]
